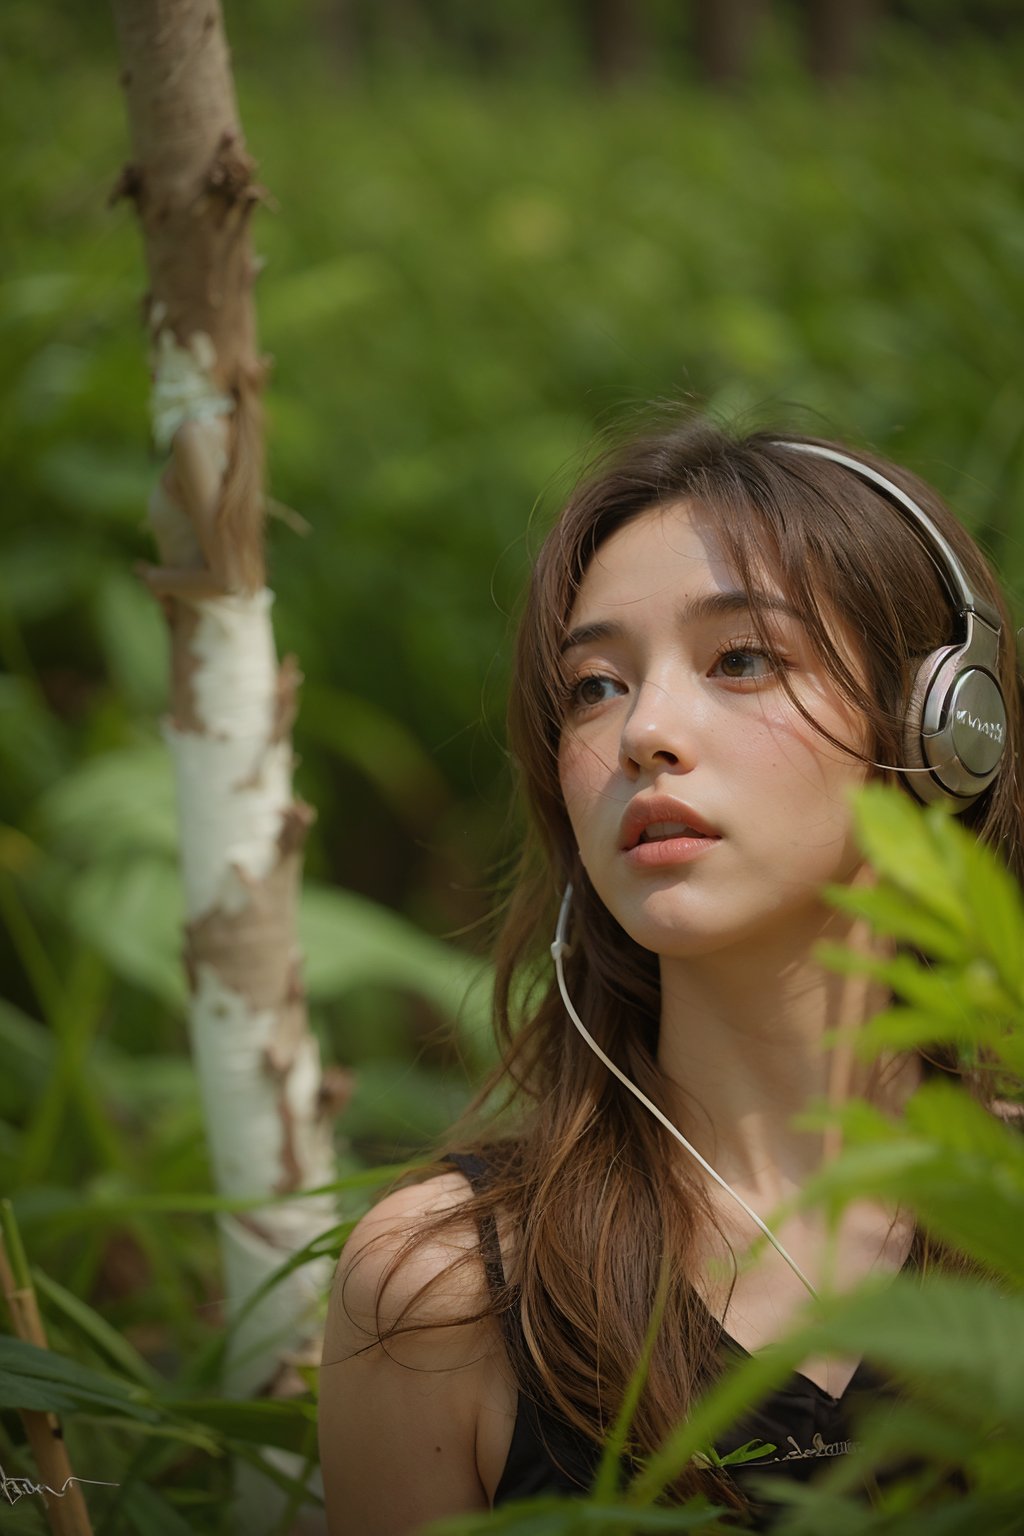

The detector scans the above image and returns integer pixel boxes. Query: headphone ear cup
[902,647,956,800]
[903,641,1006,808]
[902,654,951,780]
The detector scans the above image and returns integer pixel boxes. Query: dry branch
[0,1201,94,1536]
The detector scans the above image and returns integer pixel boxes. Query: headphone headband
[773,440,1000,628]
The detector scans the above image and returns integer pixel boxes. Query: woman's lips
[617,792,721,854]
[623,832,722,869]
[619,796,722,869]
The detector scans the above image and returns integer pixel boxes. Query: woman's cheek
[559,730,616,800]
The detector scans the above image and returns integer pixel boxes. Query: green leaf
[226,1439,323,1507]
[869,1149,1024,1280]
[212,1220,357,1369]
[0,1337,159,1421]
[168,1397,318,1456]
[904,1078,1024,1159]
[299,680,451,832]
[0,996,54,1109]
[799,1092,1024,1282]
[31,1267,159,1388]
[991,1032,1024,1077]
[823,881,967,962]
[844,1005,962,1059]
[74,1414,222,1455]
[0,675,68,802]
[953,824,1024,998]
[0,536,100,621]
[36,744,180,864]
[115,1483,196,1536]
[36,441,152,525]
[341,1059,470,1146]
[424,1498,726,1534]
[91,568,170,717]
[30,1265,160,1388]
[819,945,1014,1055]
[300,884,495,1068]
[700,1438,777,1469]
[795,1395,987,1500]
[810,1277,1024,1424]
[850,788,969,931]
[12,1161,411,1226]
[66,857,185,1008]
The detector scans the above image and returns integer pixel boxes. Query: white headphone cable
[551,882,819,1301]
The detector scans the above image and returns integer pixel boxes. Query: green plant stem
[17,942,121,1183]
[1,1198,31,1289]
[0,875,126,1181]
[11,1161,414,1225]
[0,870,65,1022]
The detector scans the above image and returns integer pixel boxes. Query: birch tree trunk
[110,0,336,1402]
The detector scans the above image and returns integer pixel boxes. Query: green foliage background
[1,2,1023,1531]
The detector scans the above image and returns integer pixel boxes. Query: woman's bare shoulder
[334,1169,488,1336]
[319,1171,505,1534]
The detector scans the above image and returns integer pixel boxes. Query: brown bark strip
[182,802,316,1015]
[165,601,205,733]
[270,653,304,746]
[112,0,266,600]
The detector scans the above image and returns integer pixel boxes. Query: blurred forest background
[2,1,1024,1523]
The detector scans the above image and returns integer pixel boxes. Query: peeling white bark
[190,967,334,1396]
[150,327,234,454]
[162,590,336,1396]
[164,591,291,918]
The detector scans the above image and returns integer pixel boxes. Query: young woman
[318,419,1022,1534]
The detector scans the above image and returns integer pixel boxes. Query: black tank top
[446,1152,909,1529]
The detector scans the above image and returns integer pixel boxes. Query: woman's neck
[655,905,918,1199]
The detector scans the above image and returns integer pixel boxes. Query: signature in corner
[0,1462,119,1506]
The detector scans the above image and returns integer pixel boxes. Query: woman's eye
[570,674,623,709]
[713,648,780,681]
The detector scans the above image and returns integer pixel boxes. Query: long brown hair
[369,417,1024,1503]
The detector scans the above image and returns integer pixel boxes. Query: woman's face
[557,501,871,961]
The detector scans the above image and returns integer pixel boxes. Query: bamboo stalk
[0,1201,95,1536]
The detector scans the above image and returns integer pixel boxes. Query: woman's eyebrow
[561,589,802,653]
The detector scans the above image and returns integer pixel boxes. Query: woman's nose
[618,680,696,777]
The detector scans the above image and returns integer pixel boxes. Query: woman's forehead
[571,502,775,620]
[566,498,867,678]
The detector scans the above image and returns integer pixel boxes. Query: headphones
[548,442,1009,1297]
[775,440,1007,812]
